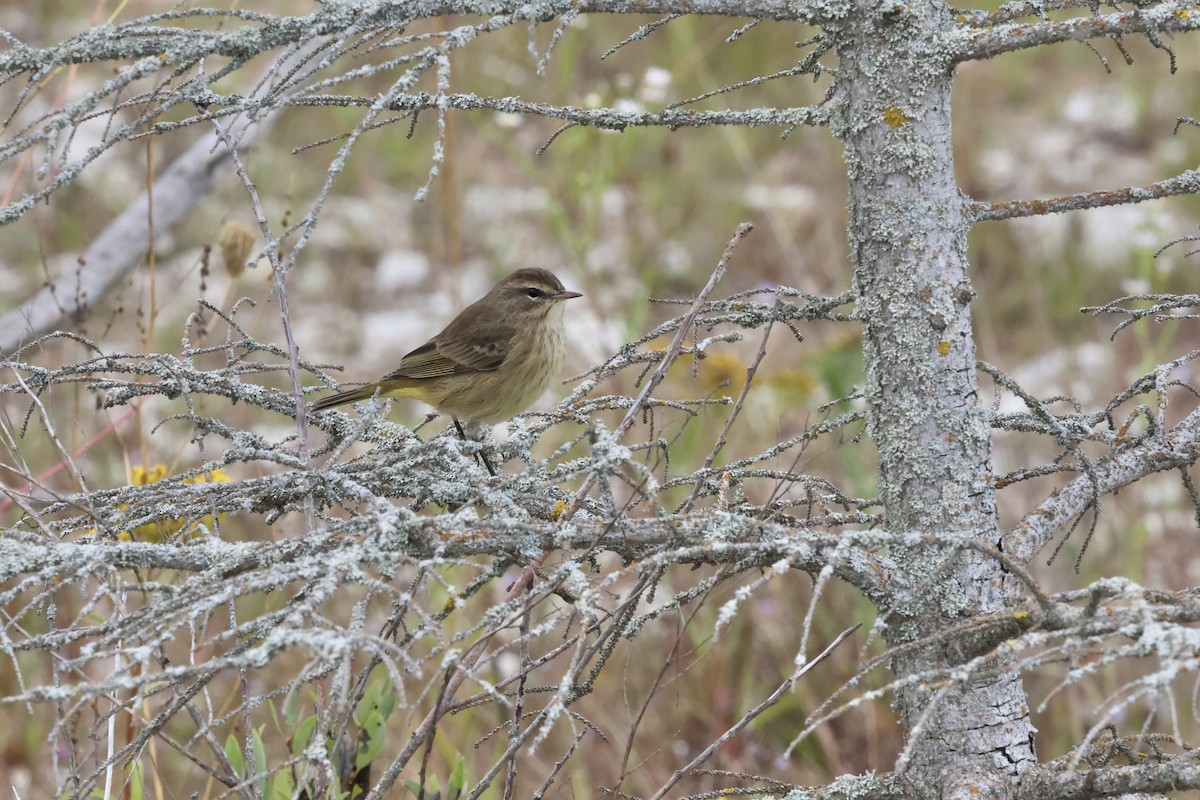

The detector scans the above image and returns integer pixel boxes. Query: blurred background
[2,1,1200,795]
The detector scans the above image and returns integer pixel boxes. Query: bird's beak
[551,290,583,301]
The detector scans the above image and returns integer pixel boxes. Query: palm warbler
[312,268,582,424]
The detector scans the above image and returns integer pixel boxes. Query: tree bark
[831,0,1036,793]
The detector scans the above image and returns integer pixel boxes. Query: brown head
[486,268,582,319]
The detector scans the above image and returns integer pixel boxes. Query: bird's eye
[525,287,543,299]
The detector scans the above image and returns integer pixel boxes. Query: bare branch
[953,0,1200,62]
[1016,760,1200,800]
[287,92,829,132]
[1005,405,1200,564]
[974,168,1200,223]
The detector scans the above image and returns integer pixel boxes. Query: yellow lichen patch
[883,106,911,128]
[937,340,952,356]
[552,499,568,520]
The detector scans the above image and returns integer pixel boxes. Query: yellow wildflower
[116,464,231,542]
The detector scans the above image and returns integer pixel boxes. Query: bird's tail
[311,384,381,412]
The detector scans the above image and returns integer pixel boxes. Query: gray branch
[975,168,1200,222]
[1004,404,1200,564]
[952,0,1200,62]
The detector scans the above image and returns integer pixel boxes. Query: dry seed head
[217,221,257,277]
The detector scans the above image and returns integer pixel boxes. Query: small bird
[312,268,582,429]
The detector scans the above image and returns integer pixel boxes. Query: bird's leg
[478,445,499,478]
[454,417,497,477]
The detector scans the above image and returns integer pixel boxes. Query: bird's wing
[383,317,516,380]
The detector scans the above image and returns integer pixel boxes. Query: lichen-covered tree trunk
[831,1,1037,793]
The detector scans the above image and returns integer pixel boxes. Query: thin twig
[647,623,861,800]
